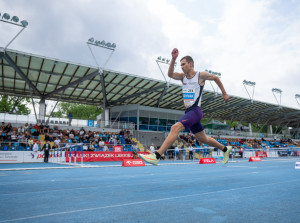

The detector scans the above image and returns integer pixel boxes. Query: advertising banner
[66,151,148,162]
[0,151,23,163]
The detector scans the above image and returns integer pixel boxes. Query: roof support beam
[201,94,217,108]
[110,84,165,105]
[99,70,107,108]
[156,83,168,107]
[3,51,42,97]
[45,70,99,97]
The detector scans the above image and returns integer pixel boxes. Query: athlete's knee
[171,122,185,134]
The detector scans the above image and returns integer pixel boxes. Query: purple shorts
[179,107,204,134]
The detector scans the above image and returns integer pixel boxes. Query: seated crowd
[0,122,136,151]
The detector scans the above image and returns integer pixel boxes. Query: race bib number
[183,89,195,107]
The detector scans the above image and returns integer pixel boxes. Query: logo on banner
[113,146,122,152]
[87,120,94,127]
[199,158,216,164]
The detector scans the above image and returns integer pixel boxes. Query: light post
[205,69,221,94]
[156,56,176,88]
[272,88,282,106]
[0,12,28,50]
[86,37,116,128]
[243,80,256,103]
[295,94,300,108]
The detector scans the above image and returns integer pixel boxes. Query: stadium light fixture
[0,12,29,50]
[205,69,221,77]
[0,11,28,27]
[87,38,116,51]
[156,56,177,66]
[272,88,282,94]
[243,80,256,86]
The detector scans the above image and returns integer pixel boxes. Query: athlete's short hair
[180,56,194,67]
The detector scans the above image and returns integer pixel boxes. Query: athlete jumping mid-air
[139,48,232,165]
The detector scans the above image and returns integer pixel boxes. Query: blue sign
[87,120,95,127]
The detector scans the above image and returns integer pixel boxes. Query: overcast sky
[1,0,300,110]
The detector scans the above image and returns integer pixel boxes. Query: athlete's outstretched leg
[139,122,185,165]
[194,130,232,164]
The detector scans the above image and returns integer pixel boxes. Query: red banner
[249,157,262,162]
[199,158,216,164]
[66,151,148,162]
[255,151,267,158]
[122,159,145,167]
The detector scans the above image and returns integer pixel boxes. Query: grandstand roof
[1,48,300,128]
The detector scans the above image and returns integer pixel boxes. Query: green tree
[51,102,103,120]
[0,95,31,115]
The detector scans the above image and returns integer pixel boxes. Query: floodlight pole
[272,88,282,106]
[155,57,176,88]
[243,80,256,103]
[4,26,26,50]
[205,69,221,95]
[295,94,300,108]
[86,39,116,128]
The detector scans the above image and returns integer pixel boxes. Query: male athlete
[139,48,232,165]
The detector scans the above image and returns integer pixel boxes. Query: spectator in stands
[44,133,51,142]
[150,143,155,153]
[39,123,44,134]
[68,112,73,126]
[4,123,12,133]
[42,140,51,162]
[80,127,85,136]
[33,123,40,132]
[44,123,50,133]
[18,126,25,134]
[188,144,193,160]
[53,137,61,148]
[0,122,5,130]
[24,123,29,131]
[11,131,17,142]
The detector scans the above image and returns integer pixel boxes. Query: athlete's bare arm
[199,71,230,102]
[168,48,184,81]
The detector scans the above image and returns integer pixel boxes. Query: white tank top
[182,72,204,109]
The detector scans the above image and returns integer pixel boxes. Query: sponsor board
[249,157,262,162]
[267,151,278,158]
[122,159,145,167]
[0,151,23,163]
[199,158,216,164]
[295,162,300,169]
[66,152,148,162]
[243,151,255,158]
[255,151,267,158]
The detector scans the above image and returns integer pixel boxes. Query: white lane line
[0,178,299,223]
[226,166,258,168]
